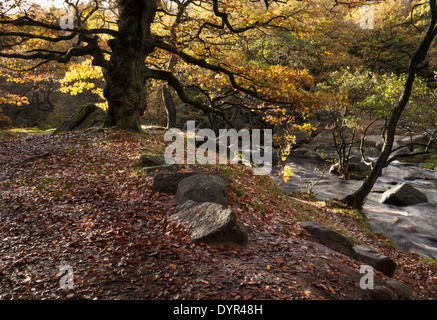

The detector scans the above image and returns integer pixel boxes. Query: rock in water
[174,200,248,246]
[176,174,228,207]
[380,183,427,206]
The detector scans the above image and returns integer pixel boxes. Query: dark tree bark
[162,56,178,129]
[343,0,437,209]
[102,0,157,132]
[0,0,292,132]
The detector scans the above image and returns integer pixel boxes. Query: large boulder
[272,129,288,148]
[152,172,197,194]
[353,245,397,277]
[176,174,228,207]
[300,221,356,257]
[380,183,428,206]
[174,200,248,246]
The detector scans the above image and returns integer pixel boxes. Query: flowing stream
[272,151,437,259]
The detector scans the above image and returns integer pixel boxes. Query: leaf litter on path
[0,129,435,300]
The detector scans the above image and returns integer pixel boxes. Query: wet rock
[291,131,310,145]
[309,143,326,151]
[363,135,384,150]
[380,183,428,206]
[311,130,335,146]
[294,147,310,153]
[399,134,429,147]
[392,146,411,157]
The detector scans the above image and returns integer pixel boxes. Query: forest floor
[0,128,436,300]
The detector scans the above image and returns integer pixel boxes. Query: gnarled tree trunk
[103,0,158,132]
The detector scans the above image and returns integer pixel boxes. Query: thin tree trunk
[162,84,177,128]
[343,0,437,208]
[162,56,178,128]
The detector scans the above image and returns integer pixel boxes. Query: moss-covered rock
[52,104,106,135]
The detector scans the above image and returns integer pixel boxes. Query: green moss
[0,128,55,139]
[400,146,437,170]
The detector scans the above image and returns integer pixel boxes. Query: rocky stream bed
[272,150,437,259]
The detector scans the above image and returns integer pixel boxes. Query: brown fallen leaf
[273,257,285,264]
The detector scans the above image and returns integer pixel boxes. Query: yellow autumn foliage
[60,59,107,110]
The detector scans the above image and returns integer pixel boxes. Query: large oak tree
[0,0,312,132]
